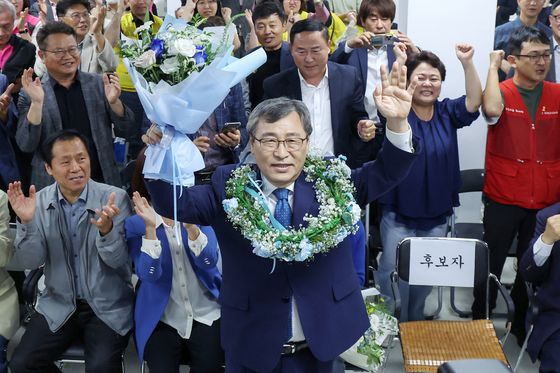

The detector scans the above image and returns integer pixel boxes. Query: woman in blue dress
[377,45,482,321]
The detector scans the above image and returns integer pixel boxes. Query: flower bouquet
[121,15,266,186]
[340,288,399,372]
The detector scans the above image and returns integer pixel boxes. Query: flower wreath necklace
[222,155,362,262]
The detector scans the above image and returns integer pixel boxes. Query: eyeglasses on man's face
[515,52,552,63]
[253,136,308,151]
[42,45,81,59]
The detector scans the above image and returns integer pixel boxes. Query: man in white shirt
[263,20,379,168]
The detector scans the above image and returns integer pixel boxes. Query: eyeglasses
[253,136,308,151]
[66,10,90,22]
[41,45,81,59]
[551,15,560,22]
[514,52,552,63]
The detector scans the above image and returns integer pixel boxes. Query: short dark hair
[289,19,328,45]
[405,50,446,82]
[357,0,396,28]
[56,0,91,17]
[252,0,286,24]
[507,26,551,56]
[37,21,77,51]
[41,129,90,166]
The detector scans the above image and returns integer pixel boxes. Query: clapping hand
[132,192,156,229]
[90,192,120,236]
[21,68,44,104]
[103,72,121,104]
[373,62,417,132]
[7,182,37,225]
[91,4,107,36]
[455,43,474,64]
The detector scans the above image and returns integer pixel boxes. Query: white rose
[134,21,153,35]
[160,56,180,74]
[134,50,156,69]
[174,39,196,58]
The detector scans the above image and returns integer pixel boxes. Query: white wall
[399,0,497,221]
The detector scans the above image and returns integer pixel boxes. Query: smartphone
[221,122,241,134]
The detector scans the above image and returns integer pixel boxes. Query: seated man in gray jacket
[7,129,134,373]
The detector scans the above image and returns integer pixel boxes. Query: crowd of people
[0,0,558,372]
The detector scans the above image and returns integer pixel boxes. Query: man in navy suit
[264,20,378,168]
[520,202,560,372]
[144,58,419,371]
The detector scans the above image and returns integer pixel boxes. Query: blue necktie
[273,188,293,340]
[273,188,292,228]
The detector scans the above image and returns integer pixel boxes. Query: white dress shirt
[141,215,221,339]
[259,127,414,343]
[298,68,335,157]
[345,42,388,121]
[532,234,554,266]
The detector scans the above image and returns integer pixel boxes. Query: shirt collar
[48,69,81,88]
[57,183,88,205]
[297,65,329,88]
[553,37,559,51]
[261,174,295,199]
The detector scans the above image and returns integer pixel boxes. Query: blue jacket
[146,136,420,371]
[125,216,221,361]
[520,202,560,362]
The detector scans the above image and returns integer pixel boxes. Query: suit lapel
[358,48,368,88]
[289,68,303,100]
[327,62,340,141]
[292,171,318,228]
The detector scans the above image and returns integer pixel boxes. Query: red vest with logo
[484,79,560,210]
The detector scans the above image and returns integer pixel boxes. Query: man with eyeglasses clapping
[15,21,134,191]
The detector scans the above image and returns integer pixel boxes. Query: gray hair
[0,0,16,21]
[247,97,313,138]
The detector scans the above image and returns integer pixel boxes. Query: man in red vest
[474,26,560,344]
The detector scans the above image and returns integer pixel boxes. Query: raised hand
[21,68,44,104]
[90,192,120,236]
[542,214,560,245]
[7,182,36,224]
[221,6,232,22]
[103,72,121,104]
[455,43,474,64]
[396,31,419,54]
[17,8,29,31]
[489,49,505,70]
[91,4,106,35]
[373,62,417,131]
[132,191,156,229]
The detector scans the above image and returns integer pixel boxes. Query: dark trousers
[539,327,560,373]
[10,301,129,373]
[472,198,537,335]
[225,348,341,373]
[144,320,224,373]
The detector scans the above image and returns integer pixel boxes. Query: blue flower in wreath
[334,228,348,244]
[222,198,239,214]
[150,38,165,59]
[193,45,208,66]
